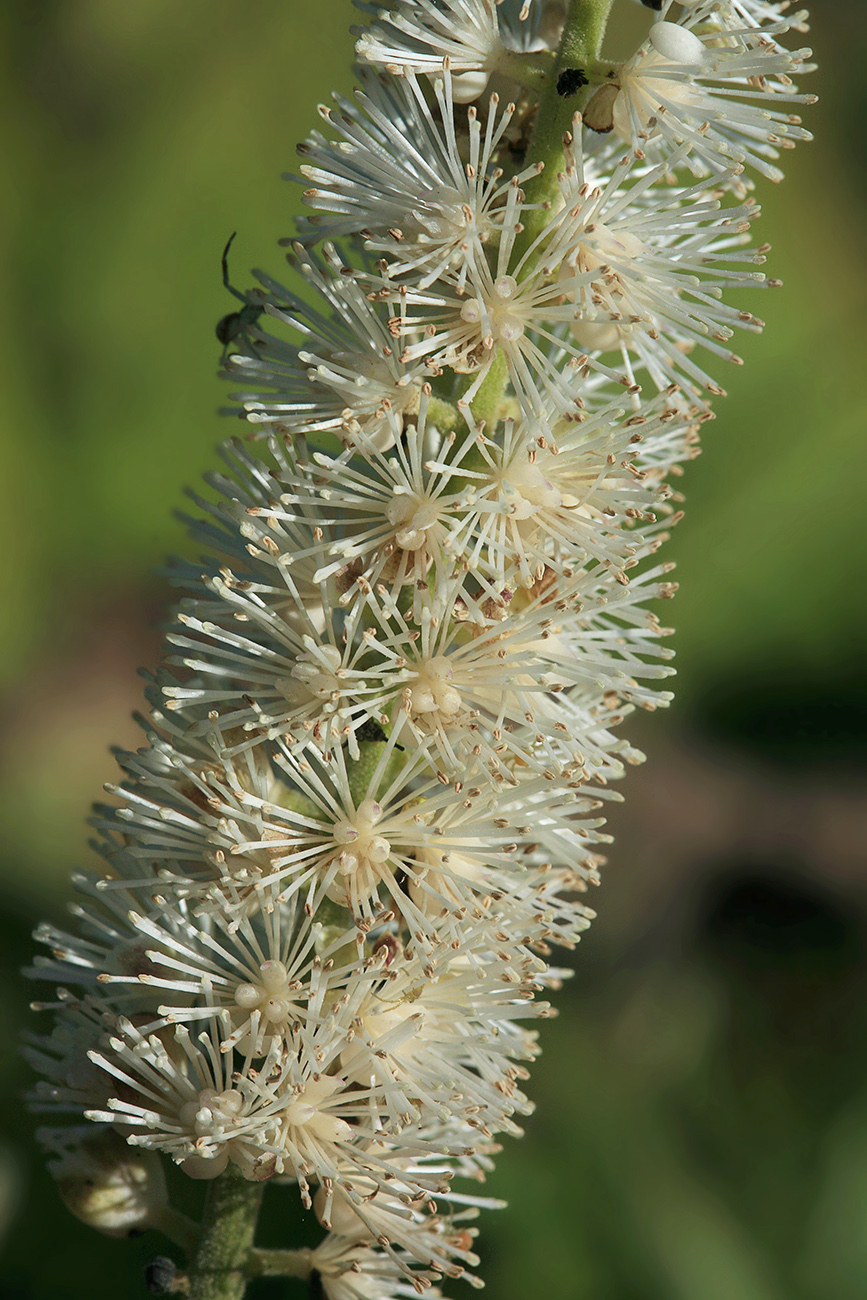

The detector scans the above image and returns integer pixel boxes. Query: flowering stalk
[25,2,814,1297]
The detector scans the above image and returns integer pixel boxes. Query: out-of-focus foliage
[0,2,864,1297]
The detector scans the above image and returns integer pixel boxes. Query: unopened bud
[50,1129,168,1238]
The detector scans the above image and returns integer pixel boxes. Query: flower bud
[50,1130,168,1238]
[649,21,706,66]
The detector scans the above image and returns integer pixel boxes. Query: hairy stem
[511,0,616,267]
[463,350,509,429]
[455,0,619,431]
[187,1168,264,1300]
[497,46,555,92]
[247,1248,314,1279]
[346,737,406,805]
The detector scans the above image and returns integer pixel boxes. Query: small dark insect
[216,231,264,347]
[356,715,405,750]
[356,717,388,745]
[144,1256,182,1295]
[640,0,663,8]
[556,67,588,98]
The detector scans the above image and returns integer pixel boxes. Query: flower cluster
[26,1,813,1296]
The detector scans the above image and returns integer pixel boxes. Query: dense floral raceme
[26,1,813,1295]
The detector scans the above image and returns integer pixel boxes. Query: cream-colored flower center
[324,348,395,392]
[402,191,477,249]
[613,25,706,142]
[560,221,650,352]
[461,274,527,344]
[283,1076,352,1145]
[330,799,391,878]
[234,960,302,1027]
[410,845,487,914]
[278,642,342,704]
[303,349,415,450]
[179,1087,244,1139]
[500,457,563,519]
[386,491,441,551]
[340,998,442,1091]
[407,654,461,718]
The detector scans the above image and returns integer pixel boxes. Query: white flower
[258,739,606,940]
[605,19,815,186]
[310,1123,508,1283]
[25,999,117,1118]
[355,0,545,102]
[311,1234,444,1300]
[26,0,814,1287]
[40,1129,169,1238]
[86,1015,418,1198]
[552,134,772,394]
[164,569,386,761]
[27,872,185,1011]
[240,393,491,618]
[374,125,770,410]
[85,1018,289,1180]
[296,68,543,291]
[225,243,428,446]
[168,435,338,638]
[88,897,363,1057]
[359,563,675,782]
[337,916,547,1131]
[378,230,609,420]
[453,391,684,585]
[675,0,810,53]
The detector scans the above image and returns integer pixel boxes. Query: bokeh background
[1,2,864,1296]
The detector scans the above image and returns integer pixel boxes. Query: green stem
[247,1248,313,1279]
[497,46,555,93]
[424,395,461,433]
[452,0,617,426]
[346,737,405,806]
[511,0,616,268]
[459,350,509,430]
[187,1168,264,1300]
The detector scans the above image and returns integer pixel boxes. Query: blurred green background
[0,1,864,1296]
